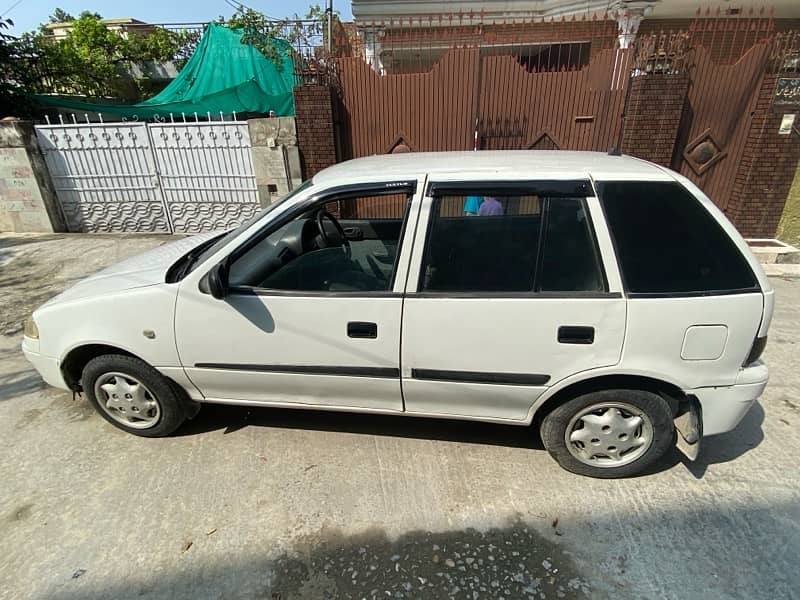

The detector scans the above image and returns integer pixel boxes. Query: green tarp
[31,23,296,118]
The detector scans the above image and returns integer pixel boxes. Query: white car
[22,151,772,478]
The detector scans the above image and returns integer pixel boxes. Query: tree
[123,26,199,64]
[3,4,334,104]
[48,8,74,23]
[23,12,195,99]
[1,17,20,115]
[1,17,41,117]
[49,13,125,96]
[220,3,337,72]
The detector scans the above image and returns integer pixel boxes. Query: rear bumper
[22,338,68,390]
[688,361,768,437]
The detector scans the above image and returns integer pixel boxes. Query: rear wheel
[82,354,187,437]
[540,389,675,478]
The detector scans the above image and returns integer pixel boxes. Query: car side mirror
[206,261,229,300]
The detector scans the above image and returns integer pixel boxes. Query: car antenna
[608,147,622,156]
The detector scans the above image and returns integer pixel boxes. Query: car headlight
[23,316,39,339]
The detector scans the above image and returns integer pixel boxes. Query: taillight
[744,336,767,366]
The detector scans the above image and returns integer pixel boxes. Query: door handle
[348,321,377,339]
[343,227,364,241]
[558,326,595,344]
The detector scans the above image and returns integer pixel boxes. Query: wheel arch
[530,373,686,427]
[60,343,143,391]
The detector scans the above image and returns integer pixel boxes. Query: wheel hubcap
[94,372,160,429]
[565,401,654,468]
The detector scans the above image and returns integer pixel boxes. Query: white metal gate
[35,117,261,234]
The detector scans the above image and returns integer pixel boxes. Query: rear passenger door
[400,180,626,422]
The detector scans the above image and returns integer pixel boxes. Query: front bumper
[22,337,69,390]
[688,361,769,437]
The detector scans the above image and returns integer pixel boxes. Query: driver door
[174,181,421,412]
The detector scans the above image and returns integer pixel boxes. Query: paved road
[1,233,798,600]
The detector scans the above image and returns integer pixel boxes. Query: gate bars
[35,113,260,234]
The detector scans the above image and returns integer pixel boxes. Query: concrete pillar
[363,29,385,75]
[610,1,657,48]
[247,116,303,206]
[0,120,65,233]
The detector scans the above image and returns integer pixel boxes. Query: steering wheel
[315,209,350,250]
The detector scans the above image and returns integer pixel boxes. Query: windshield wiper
[178,251,200,279]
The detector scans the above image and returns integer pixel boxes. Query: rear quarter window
[596,181,758,296]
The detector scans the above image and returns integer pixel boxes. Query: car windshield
[185,179,314,276]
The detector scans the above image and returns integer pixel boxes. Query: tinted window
[539,197,605,292]
[419,194,604,293]
[597,181,757,295]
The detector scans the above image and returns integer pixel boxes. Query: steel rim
[93,372,161,429]
[565,401,654,468]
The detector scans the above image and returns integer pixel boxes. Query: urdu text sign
[774,78,800,109]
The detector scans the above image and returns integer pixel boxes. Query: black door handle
[558,326,595,344]
[343,227,364,241]
[348,321,377,339]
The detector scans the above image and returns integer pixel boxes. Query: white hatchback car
[23,151,772,478]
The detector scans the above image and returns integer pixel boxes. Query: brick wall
[620,74,689,167]
[727,75,800,237]
[293,85,338,179]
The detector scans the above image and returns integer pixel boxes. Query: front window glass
[228,191,409,292]
[186,180,314,275]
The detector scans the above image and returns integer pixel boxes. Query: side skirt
[200,396,531,426]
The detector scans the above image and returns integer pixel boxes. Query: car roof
[311,150,675,187]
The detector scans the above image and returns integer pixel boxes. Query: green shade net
[31,23,296,118]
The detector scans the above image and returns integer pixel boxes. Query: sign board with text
[774,78,800,108]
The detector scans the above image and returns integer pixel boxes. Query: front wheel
[82,354,187,437]
[540,389,675,478]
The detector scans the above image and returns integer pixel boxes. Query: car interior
[226,191,604,294]
[227,193,408,292]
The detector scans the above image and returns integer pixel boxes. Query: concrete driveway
[1,233,798,600]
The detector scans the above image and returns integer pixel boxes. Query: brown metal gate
[334,15,628,157]
[475,46,630,151]
[328,13,799,230]
[335,47,480,155]
[335,47,634,155]
[642,18,779,213]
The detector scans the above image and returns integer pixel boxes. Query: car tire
[82,354,187,437]
[540,389,675,478]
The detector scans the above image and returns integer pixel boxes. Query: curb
[746,239,800,278]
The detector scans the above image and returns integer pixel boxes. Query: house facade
[285,2,800,238]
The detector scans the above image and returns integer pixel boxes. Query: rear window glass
[596,181,758,295]
[421,195,543,292]
[419,193,605,293]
